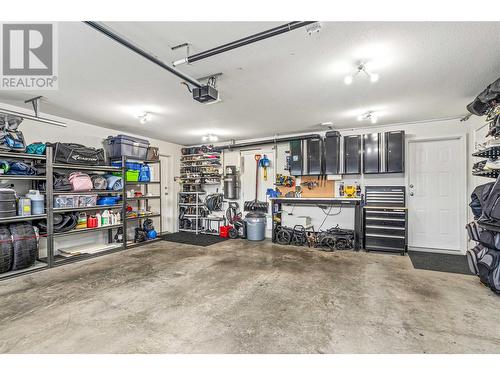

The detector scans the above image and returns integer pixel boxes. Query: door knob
[409,184,414,188]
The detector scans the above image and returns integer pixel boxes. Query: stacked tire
[0,222,39,274]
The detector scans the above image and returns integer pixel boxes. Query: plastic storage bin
[126,170,140,182]
[111,161,143,170]
[105,135,150,160]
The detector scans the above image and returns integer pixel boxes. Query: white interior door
[159,155,173,233]
[408,138,465,253]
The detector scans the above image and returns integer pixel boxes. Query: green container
[126,169,140,182]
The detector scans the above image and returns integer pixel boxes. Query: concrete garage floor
[1,239,500,354]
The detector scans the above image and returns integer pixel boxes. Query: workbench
[270,197,363,250]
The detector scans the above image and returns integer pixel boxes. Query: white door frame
[406,135,468,254]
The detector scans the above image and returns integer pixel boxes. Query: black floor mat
[408,251,472,275]
[162,232,228,247]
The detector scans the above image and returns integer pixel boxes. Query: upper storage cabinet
[362,133,381,174]
[324,131,340,175]
[306,138,323,175]
[289,140,303,176]
[344,135,361,175]
[385,130,405,173]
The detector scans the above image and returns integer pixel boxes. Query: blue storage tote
[111,161,143,170]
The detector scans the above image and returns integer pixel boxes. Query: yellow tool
[344,185,357,198]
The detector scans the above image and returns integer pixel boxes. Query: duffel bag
[26,142,47,155]
[466,244,489,276]
[9,222,38,271]
[0,225,13,273]
[68,172,93,192]
[477,247,500,286]
[90,174,108,190]
[478,177,500,223]
[50,142,105,165]
[37,172,72,192]
[478,229,500,250]
[470,182,494,219]
[0,130,26,152]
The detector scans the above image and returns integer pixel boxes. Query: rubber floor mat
[408,251,472,275]
[162,232,228,247]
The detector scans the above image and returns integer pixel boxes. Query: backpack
[68,172,93,192]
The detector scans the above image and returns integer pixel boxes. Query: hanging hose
[205,193,223,212]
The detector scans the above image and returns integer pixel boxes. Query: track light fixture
[357,111,378,124]
[344,62,379,85]
[202,134,218,142]
[138,112,151,124]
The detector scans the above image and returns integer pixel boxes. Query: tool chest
[363,186,407,254]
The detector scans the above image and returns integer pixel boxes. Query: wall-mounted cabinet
[343,135,361,175]
[362,133,381,174]
[360,131,405,174]
[289,140,303,176]
[385,130,405,173]
[324,131,340,175]
[305,138,323,175]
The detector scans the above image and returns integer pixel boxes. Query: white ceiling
[0,21,499,145]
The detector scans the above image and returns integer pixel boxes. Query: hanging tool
[259,154,270,181]
[244,154,269,212]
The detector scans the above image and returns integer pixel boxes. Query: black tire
[276,229,291,245]
[320,236,336,251]
[0,225,13,273]
[9,222,37,271]
[228,228,238,239]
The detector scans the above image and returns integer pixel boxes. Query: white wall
[0,102,182,257]
[216,116,486,250]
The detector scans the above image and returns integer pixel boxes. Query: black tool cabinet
[363,186,407,255]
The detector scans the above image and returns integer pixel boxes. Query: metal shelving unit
[1,148,164,280]
[0,150,51,279]
[115,156,162,245]
[178,191,205,234]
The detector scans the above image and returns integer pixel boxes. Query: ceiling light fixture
[202,134,218,143]
[344,62,379,85]
[137,112,151,124]
[357,111,378,124]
